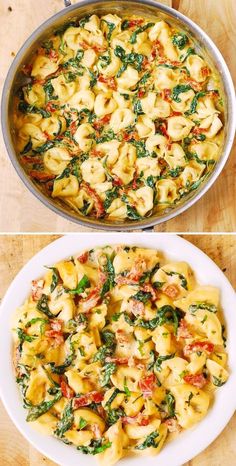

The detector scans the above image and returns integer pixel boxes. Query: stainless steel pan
[1,0,235,230]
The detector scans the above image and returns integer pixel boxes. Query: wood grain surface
[0,0,235,233]
[0,233,236,466]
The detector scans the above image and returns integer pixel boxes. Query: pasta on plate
[13,13,224,222]
[12,245,228,466]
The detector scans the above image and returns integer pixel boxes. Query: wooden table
[0,234,236,465]
[0,0,235,232]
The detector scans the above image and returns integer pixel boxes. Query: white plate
[0,233,235,466]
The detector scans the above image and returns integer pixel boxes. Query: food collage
[0,1,235,466]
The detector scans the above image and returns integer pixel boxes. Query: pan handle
[64,0,71,6]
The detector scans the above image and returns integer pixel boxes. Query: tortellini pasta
[13,245,229,466]
[14,12,224,222]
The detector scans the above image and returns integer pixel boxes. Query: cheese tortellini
[14,12,224,222]
[13,245,229,466]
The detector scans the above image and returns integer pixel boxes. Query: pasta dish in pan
[13,13,224,222]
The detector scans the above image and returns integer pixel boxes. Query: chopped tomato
[183,373,207,388]
[170,111,182,117]
[115,275,139,286]
[123,131,139,142]
[98,75,117,90]
[69,120,78,134]
[77,251,89,264]
[112,176,123,187]
[37,47,46,56]
[184,341,214,356]
[80,182,105,218]
[164,418,181,432]
[93,114,111,131]
[50,319,63,332]
[61,380,75,399]
[31,279,44,301]
[45,102,57,113]
[22,64,32,76]
[45,329,64,347]
[201,66,210,77]
[73,391,104,408]
[49,49,59,62]
[139,373,156,396]
[43,131,53,140]
[141,284,157,301]
[159,123,169,138]
[97,405,106,419]
[105,357,129,364]
[129,298,145,317]
[162,88,172,102]
[186,78,202,92]
[162,283,180,299]
[90,149,104,157]
[142,57,150,69]
[21,156,42,165]
[128,19,144,27]
[30,171,56,182]
[137,89,145,98]
[80,287,101,312]
[177,319,192,339]
[122,414,149,426]
[192,126,207,135]
[152,39,164,58]
[91,44,107,54]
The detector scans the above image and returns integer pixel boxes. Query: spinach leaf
[103,187,119,210]
[34,140,55,153]
[105,388,121,407]
[107,408,125,426]
[137,305,179,334]
[68,275,90,295]
[135,431,159,450]
[126,205,142,220]
[36,294,55,318]
[43,81,58,102]
[49,338,75,374]
[101,329,116,347]
[25,317,48,336]
[212,376,226,387]
[18,101,51,118]
[189,302,217,314]
[146,175,156,188]
[130,22,155,44]
[114,46,144,76]
[16,328,36,344]
[54,400,74,437]
[102,20,116,42]
[101,363,117,387]
[101,256,115,298]
[130,139,149,158]
[121,19,130,30]
[172,84,192,103]
[166,271,188,289]
[133,99,144,115]
[180,47,195,62]
[20,139,32,155]
[168,166,184,178]
[131,290,152,303]
[78,417,87,430]
[77,439,112,455]
[156,354,175,372]
[45,266,59,293]
[185,91,206,115]
[93,330,116,363]
[26,390,62,421]
[172,33,188,50]
[79,15,90,28]
[165,392,175,417]
[88,70,97,88]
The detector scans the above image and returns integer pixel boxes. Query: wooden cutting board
[0,0,235,232]
[0,234,235,466]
